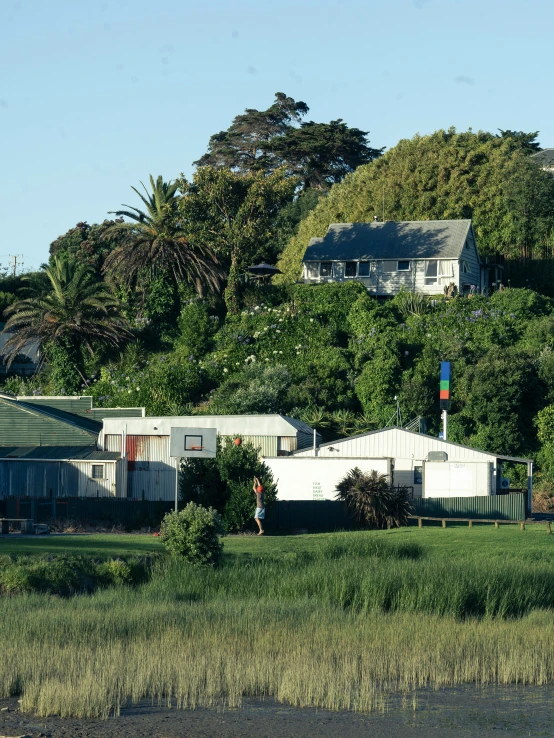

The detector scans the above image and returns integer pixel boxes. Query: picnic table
[0,518,35,535]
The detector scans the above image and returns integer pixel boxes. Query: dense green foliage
[181,438,277,532]
[277,128,554,281]
[0,553,152,595]
[177,167,295,312]
[11,278,554,488]
[3,257,130,393]
[7,116,554,494]
[103,175,221,297]
[194,91,383,190]
[160,504,224,566]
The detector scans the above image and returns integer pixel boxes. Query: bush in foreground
[160,503,224,566]
[0,554,150,595]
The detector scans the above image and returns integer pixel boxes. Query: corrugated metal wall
[297,432,316,451]
[105,433,281,501]
[106,433,285,458]
[0,460,121,498]
[411,494,526,520]
[125,435,175,501]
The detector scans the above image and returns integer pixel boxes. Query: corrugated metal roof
[303,220,472,262]
[18,396,93,414]
[294,427,531,464]
[0,446,120,460]
[16,396,145,421]
[0,398,99,446]
[102,414,316,438]
[16,401,102,434]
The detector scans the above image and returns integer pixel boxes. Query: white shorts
[254,507,265,520]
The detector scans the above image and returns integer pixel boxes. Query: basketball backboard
[170,427,217,458]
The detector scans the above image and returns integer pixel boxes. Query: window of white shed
[320,262,332,277]
[91,465,105,479]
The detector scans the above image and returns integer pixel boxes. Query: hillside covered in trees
[3,93,554,496]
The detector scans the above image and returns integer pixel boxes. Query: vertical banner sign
[440,361,451,410]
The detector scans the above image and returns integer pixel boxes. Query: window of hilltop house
[306,263,319,279]
[424,260,438,285]
[381,260,396,273]
[397,260,411,271]
[358,261,370,277]
[320,262,332,277]
[462,260,470,274]
[414,466,423,485]
[92,464,105,479]
[345,261,357,277]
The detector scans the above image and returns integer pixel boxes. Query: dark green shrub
[181,438,277,532]
[160,503,224,566]
[336,468,411,529]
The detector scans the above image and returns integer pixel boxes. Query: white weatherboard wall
[423,461,492,498]
[294,428,509,498]
[264,457,391,501]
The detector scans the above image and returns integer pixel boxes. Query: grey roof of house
[303,220,473,262]
[531,149,554,167]
[0,446,120,461]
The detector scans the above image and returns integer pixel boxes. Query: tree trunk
[224,252,239,315]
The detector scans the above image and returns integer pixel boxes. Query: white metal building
[267,427,532,503]
[99,415,319,501]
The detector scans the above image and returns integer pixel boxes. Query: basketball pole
[175,456,181,513]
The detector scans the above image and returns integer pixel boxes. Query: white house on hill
[302,219,490,296]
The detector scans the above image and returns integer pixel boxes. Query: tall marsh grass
[3,532,554,718]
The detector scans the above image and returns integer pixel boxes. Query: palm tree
[336,468,411,529]
[2,257,131,383]
[102,175,221,296]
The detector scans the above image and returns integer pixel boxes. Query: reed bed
[3,531,554,718]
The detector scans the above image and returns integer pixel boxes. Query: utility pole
[8,255,24,277]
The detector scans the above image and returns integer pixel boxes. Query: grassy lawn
[3,523,552,562]
[3,525,554,719]
[0,533,164,558]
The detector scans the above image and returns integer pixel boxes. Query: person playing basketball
[253,476,265,535]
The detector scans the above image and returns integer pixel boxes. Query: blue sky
[1,0,552,271]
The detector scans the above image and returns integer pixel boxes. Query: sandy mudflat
[2,686,554,737]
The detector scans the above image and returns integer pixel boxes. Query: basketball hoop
[189,445,204,451]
